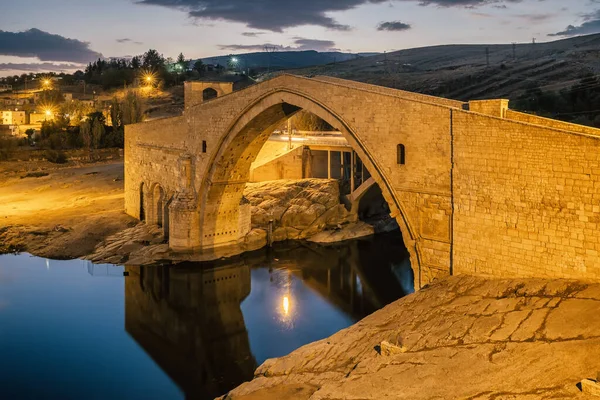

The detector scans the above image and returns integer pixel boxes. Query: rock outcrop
[86,179,386,265]
[221,275,600,400]
[243,179,364,243]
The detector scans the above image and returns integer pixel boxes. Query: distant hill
[283,34,600,102]
[199,50,379,70]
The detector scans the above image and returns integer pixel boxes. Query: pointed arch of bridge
[197,88,422,286]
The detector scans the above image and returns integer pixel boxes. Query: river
[0,232,413,400]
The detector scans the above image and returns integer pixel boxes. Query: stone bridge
[125,74,600,288]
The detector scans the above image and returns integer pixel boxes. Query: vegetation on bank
[512,75,600,128]
[0,90,144,162]
[1,49,223,91]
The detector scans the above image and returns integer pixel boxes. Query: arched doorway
[163,197,173,240]
[153,184,165,227]
[202,88,218,101]
[196,90,421,286]
[140,182,146,222]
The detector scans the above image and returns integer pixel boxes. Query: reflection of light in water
[391,259,415,294]
[46,259,50,270]
[272,268,295,329]
[282,296,290,315]
[355,275,363,296]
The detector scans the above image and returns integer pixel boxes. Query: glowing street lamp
[141,70,156,88]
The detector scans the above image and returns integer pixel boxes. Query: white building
[1,110,26,125]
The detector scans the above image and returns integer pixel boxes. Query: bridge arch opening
[197,90,420,286]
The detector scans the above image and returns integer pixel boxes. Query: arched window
[397,144,406,165]
[202,87,218,101]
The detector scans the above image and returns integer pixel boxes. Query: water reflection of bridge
[253,235,412,320]
[124,234,412,399]
[125,263,256,400]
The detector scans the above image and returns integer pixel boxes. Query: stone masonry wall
[506,110,600,137]
[453,111,600,280]
[125,115,188,220]
[249,143,303,182]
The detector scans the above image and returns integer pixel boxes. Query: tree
[142,49,165,70]
[291,110,335,132]
[61,100,93,126]
[110,97,123,129]
[25,128,35,145]
[87,111,105,125]
[92,118,104,150]
[193,60,206,76]
[131,56,141,70]
[80,120,92,153]
[122,90,145,125]
[177,52,187,70]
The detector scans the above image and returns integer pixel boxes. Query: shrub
[44,150,68,164]
[0,135,17,161]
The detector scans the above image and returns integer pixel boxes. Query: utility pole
[264,45,278,75]
[486,47,490,67]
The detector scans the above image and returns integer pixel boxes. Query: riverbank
[0,160,135,258]
[221,275,600,399]
[0,160,380,263]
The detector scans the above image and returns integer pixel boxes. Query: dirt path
[0,160,136,259]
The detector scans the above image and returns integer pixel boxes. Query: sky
[0,0,598,77]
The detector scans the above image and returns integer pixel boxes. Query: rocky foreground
[221,275,600,400]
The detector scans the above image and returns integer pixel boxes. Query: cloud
[581,9,600,22]
[116,38,143,45]
[416,0,521,6]
[242,32,264,37]
[471,11,494,17]
[0,29,102,63]
[0,62,83,72]
[219,37,339,52]
[377,21,412,31]
[137,0,369,31]
[293,38,339,51]
[136,0,531,31]
[513,13,556,22]
[549,11,600,36]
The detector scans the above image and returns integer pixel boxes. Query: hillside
[200,50,379,70]
[282,34,600,102]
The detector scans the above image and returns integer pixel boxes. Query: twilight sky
[0,0,597,77]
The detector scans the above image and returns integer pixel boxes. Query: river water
[0,232,413,400]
